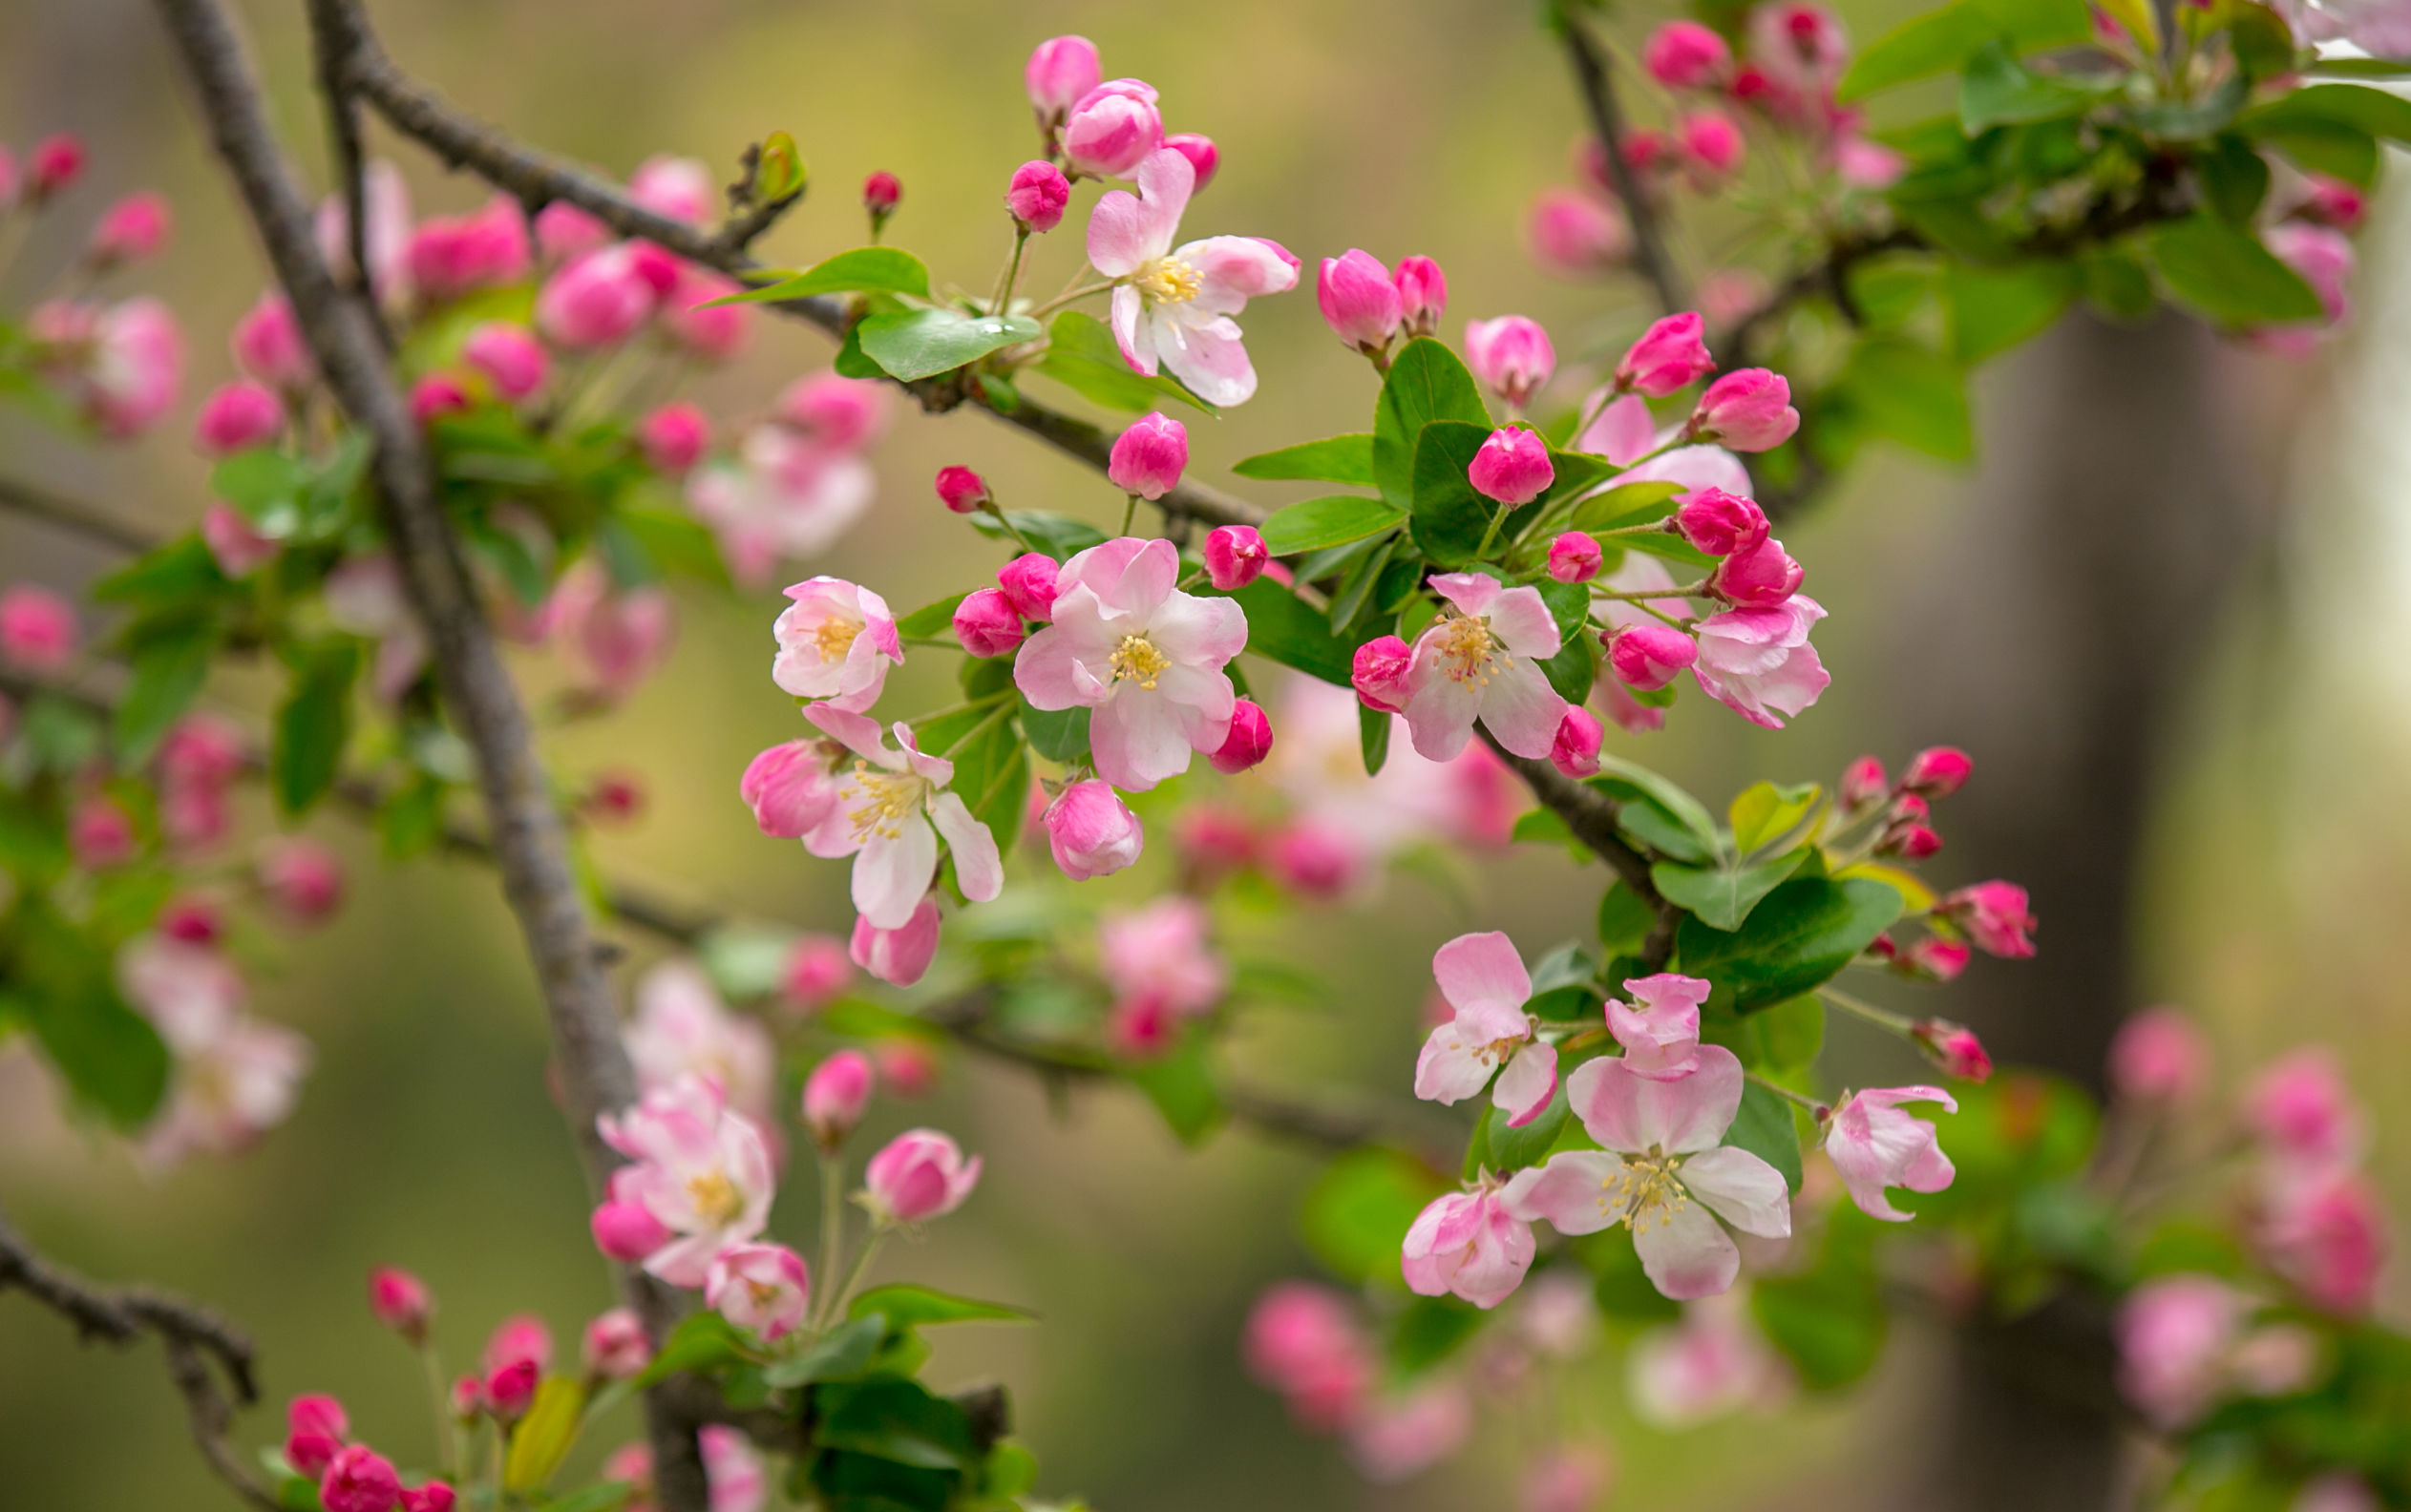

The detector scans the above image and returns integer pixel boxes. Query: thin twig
[1556,8,1687,315]
[306,0,384,345]
[0,472,161,555]
[0,1205,278,1512]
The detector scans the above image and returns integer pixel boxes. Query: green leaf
[1597,884,1654,954]
[1031,309,1216,414]
[719,247,930,305]
[1724,1081,1805,1194]
[272,642,361,817]
[1945,262,2074,365]
[1567,480,1682,533]
[2250,116,2380,185]
[1224,577,1353,685]
[1829,339,1973,461]
[2197,136,2273,223]
[1235,433,1376,486]
[1752,1227,1888,1389]
[1406,419,1498,566]
[2240,82,2411,146]
[1018,703,1090,764]
[1371,338,1488,513]
[1257,494,1403,556]
[1,898,172,1130]
[2147,217,2324,326]
[2078,247,2157,321]
[1484,1087,1571,1173]
[1839,0,2090,101]
[1591,757,1722,860]
[761,1314,889,1388]
[612,506,729,587]
[1741,995,1826,1073]
[751,130,807,201]
[895,592,970,641]
[632,1312,748,1389]
[1301,1147,1448,1286]
[1958,41,2112,134]
[1387,1295,1485,1374]
[1129,1035,1223,1145]
[813,1379,978,1471]
[502,1376,587,1493]
[1728,781,1819,854]
[92,538,226,609]
[855,309,1040,383]
[1358,702,1391,777]
[1534,612,1597,704]
[848,1285,1037,1331]
[115,619,220,767]
[1676,878,1905,1014]
[1651,850,1808,933]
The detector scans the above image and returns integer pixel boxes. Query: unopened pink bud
[628,156,714,224]
[1005,160,1071,233]
[484,1359,538,1421]
[1392,255,1448,338]
[1839,755,1888,810]
[29,134,85,200]
[2109,1006,2210,1103]
[1615,312,1716,398]
[1317,248,1403,353]
[448,1376,484,1422]
[997,553,1060,622]
[853,896,943,988]
[1063,79,1164,178]
[862,171,901,220]
[580,1308,650,1381]
[1913,1018,1993,1082]
[258,838,345,925]
[1673,488,1768,556]
[461,322,548,402]
[1707,535,1803,608]
[1026,35,1103,126]
[368,1267,434,1343]
[1108,410,1187,500]
[405,199,531,302]
[591,1174,673,1261]
[1526,189,1630,280]
[740,740,837,839]
[1689,368,1800,452]
[536,247,655,351]
[286,1396,349,1478]
[321,1444,402,1512]
[1550,704,1605,778]
[1896,937,1970,982]
[581,770,645,828]
[2300,177,2367,232]
[159,895,224,944]
[88,190,171,264]
[401,1484,455,1512]
[1164,133,1219,192]
[71,795,137,869]
[533,201,611,262]
[0,585,77,671]
[409,374,471,426]
[935,465,990,514]
[1680,112,1746,178]
[194,379,284,456]
[1901,746,1973,799]
[1204,525,1269,590]
[1606,623,1697,691]
[231,293,311,389]
[1464,316,1556,410]
[1211,699,1274,774]
[802,1048,876,1147]
[781,933,852,1012]
[952,587,1026,658]
[1643,20,1732,88]
[1547,532,1602,583]
[1045,779,1145,879]
[624,241,682,298]
[1352,635,1414,714]
[636,402,709,475]
[863,1128,983,1226]
[1468,426,1554,506]
[1884,823,1942,860]
[1941,881,2037,958]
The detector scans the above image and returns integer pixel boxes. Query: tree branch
[146,1,706,1503]
[1556,8,1686,316]
[0,472,162,555]
[0,1205,277,1512]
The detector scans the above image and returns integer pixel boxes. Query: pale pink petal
[1013,622,1112,710]
[1478,657,1569,760]
[1502,1150,1626,1235]
[1087,190,1155,278]
[1634,1200,1741,1300]
[1623,444,1753,498]
[1153,313,1258,407]
[1680,1147,1792,1238]
[1090,687,1195,791]
[1110,284,1154,374]
[1569,1047,1745,1155]
[1180,235,1301,306]
[927,793,1004,903]
[1485,586,1563,660]
[1131,148,1195,250]
[892,724,955,788]
[1428,572,1503,619]
[1414,1025,1500,1104]
[1144,592,1248,667]
[1089,536,1180,619]
[1433,932,1533,1015]
[1151,662,1237,734]
[1402,667,1481,762]
[1576,392,1661,465]
[852,815,939,930]
[1496,1042,1559,1127]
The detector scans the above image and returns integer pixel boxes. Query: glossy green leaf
[1958,41,2113,134]
[1302,1147,1449,1286]
[1358,702,1391,777]
[2197,136,2273,223]
[1839,0,2090,101]
[1752,1226,1887,1389]
[1597,883,1655,954]
[115,618,220,767]
[896,592,970,640]
[814,1378,979,1471]
[2148,217,2324,326]
[1676,878,1904,1014]
[1829,338,1973,461]
[1225,577,1354,685]
[272,642,361,817]
[1030,309,1216,414]
[849,1284,1037,1331]
[1724,1081,1805,1194]
[1741,995,1826,1072]
[1652,850,1808,933]
[1388,1295,1485,1374]
[855,308,1039,382]
[1371,338,1488,513]
[2241,82,2411,145]
[1567,479,1683,532]
[1484,1087,1571,1173]
[632,1312,748,1389]
[1130,1035,1222,1145]
[1946,262,2075,364]
[1235,433,1376,485]
[1591,757,1722,859]
[760,1314,888,1389]
[718,246,930,305]
[502,1376,587,1493]
[92,538,226,609]
[1018,702,1090,763]
[1257,494,1403,556]
[1728,780,1819,854]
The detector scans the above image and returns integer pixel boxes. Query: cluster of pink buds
[279,1391,454,1512]
[1314,248,1449,367]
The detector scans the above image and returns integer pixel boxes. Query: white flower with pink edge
[596,1073,775,1288]
[1402,573,1568,762]
[800,707,1005,930]
[1413,932,1559,1128]
[772,577,903,712]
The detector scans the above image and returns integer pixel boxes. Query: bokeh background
[2,1,2406,1508]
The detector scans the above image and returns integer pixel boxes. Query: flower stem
[1473,502,1513,562]
[935,696,1018,757]
[814,1150,846,1334]
[1120,493,1140,536]
[1743,1069,1826,1114]
[1027,279,1116,321]
[1817,984,1916,1038]
[981,500,1038,554]
[991,227,1030,316]
[818,1227,887,1331]
[419,1340,457,1479]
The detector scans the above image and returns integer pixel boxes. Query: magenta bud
[802,1049,876,1148]
[1317,248,1402,353]
[740,740,838,840]
[1550,705,1605,778]
[1164,133,1220,192]
[88,190,171,265]
[1607,623,1698,691]
[1707,536,1804,608]
[1210,699,1274,774]
[1467,426,1554,507]
[1005,160,1071,233]
[1547,532,1602,584]
[1680,111,1745,178]
[935,465,990,514]
[409,374,471,426]
[483,1360,538,1422]
[581,1308,652,1382]
[636,402,709,475]
[1688,368,1800,452]
[461,322,548,402]
[782,934,852,1012]
[320,1445,401,1512]
[194,379,285,456]
[1839,755,1888,810]
[1615,312,1716,398]
[1392,255,1448,339]
[861,171,901,215]
[1900,746,1974,799]
[231,293,311,389]
[591,1196,672,1263]
[1108,410,1187,500]
[1913,1018,1993,1082]
[1883,823,1943,860]
[1203,525,1269,590]
[1673,487,1769,556]
[1044,779,1146,879]
[1642,20,1732,88]
[1062,79,1163,178]
[28,134,85,200]
[1464,316,1556,410]
[1351,635,1413,714]
[997,553,1061,622]
[368,1267,434,1344]
[952,587,1026,658]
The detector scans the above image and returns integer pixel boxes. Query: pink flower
[1823,1086,1958,1221]
[1899,745,1973,797]
[1211,697,1273,773]
[630,155,714,223]
[405,198,530,302]
[0,585,78,671]
[460,322,548,401]
[1013,536,1248,791]
[663,269,751,364]
[1691,596,1829,729]
[548,560,675,703]
[1393,255,1448,338]
[1063,78,1164,178]
[851,895,942,987]
[637,402,709,475]
[201,502,277,578]
[624,959,775,1126]
[802,1050,874,1148]
[481,1313,553,1377]
[595,1073,775,1286]
[2299,176,2368,231]
[1628,1294,1788,1426]
[1318,248,1404,353]
[1088,150,1299,407]
[534,201,610,262]
[1748,3,1850,99]
[485,1358,539,1419]
[1204,524,1269,590]
[1643,20,1732,87]
[739,737,843,840]
[231,292,312,389]
[1346,1380,1471,1482]
[706,1243,811,1341]
[1044,779,1145,879]
[800,709,1005,927]
[590,1173,675,1263]
[1107,410,1188,499]
[2261,1169,2388,1313]
[782,934,852,1012]
[1547,533,1603,584]
[582,1308,652,1381]
[1680,112,1745,179]
[1100,896,1227,1018]
[253,839,344,927]
[321,1444,402,1512]
[28,134,86,200]
[1688,369,1800,451]
[313,160,412,300]
[1505,1044,1791,1300]
[772,577,901,711]
[1616,313,1716,397]
[952,587,1026,659]
[1527,189,1630,280]
[1550,705,1604,778]
[367,1268,433,1343]
[88,190,172,264]
[1402,1185,1536,1309]
[537,245,658,350]
[1708,536,1805,608]
[1402,573,1567,762]
[1938,880,2036,957]
[863,1128,983,1226]
[1521,1443,1614,1512]
[2108,1006,2210,1103]
[1243,1282,1373,1430]
[1026,35,1103,132]
[1900,936,1970,982]
[285,1395,349,1478]
[2295,1479,2383,1512]
[1413,932,1559,1127]
[70,297,186,437]
[686,426,876,586]
[1606,973,1712,1079]
[1163,133,1220,192]
[1351,634,1414,714]
[2118,1274,2240,1429]
[71,795,137,869]
[777,371,891,449]
[1608,623,1699,692]
[997,553,1060,622]
[1912,1018,1993,1082]
[1464,316,1555,410]
[2244,1049,2364,1168]
[1469,426,1554,506]
[409,374,469,426]
[1006,160,1071,233]
[701,1424,766,1512]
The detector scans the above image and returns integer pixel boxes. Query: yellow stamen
[1133,256,1203,305]
[687,1169,744,1226]
[846,765,927,844]
[1432,616,1499,688]
[813,617,862,662]
[1601,1151,1689,1232]
[1110,633,1172,690]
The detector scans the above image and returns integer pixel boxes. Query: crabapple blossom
[1063,78,1163,178]
[1547,532,1602,583]
[1211,697,1274,773]
[740,736,842,840]
[1203,524,1268,590]
[1690,596,1829,729]
[1550,705,1604,778]
[200,502,275,578]
[803,1050,875,1149]
[1087,150,1298,406]
[1464,315,1554,410]
[582,1309,652,1381]
[1350,634,1414,714]
[706,1243,812,1341]
[594,1073,774,1286]
[935,465,989,514]
[28,133,85,200]
[367,1268,432,1343]
[0,585,78,671]
[1901,745,1974,797]
[1108,411,1187,498]
[1527,189,1629,279]
[1938,880,2037,957]
[1243,1282,1373,1430]
[1912,1018,1993,1082]
[2109,1006,2210,1103]
[1100,896,1227,1019]
[799,708,1005,928]
[1680,111,1745,178]
[1401,573,1567,762]
[482,1314,552,1376]
[1616,313,1715,396]
[2245,1050,2364,1168]
[404,198,530,301]
[231,292,310,388]
[1393,255,1447,336]
[1628,1293,1789,1427]
[686,424,877,586]
[2118,1274,2241,1429]
[1644,20,1732,87]
[624,959,774,1127]
[951,589,1025,659]
[1687,368,1800,451]
[1026,35,1103,133]
[1006,160,1070,232]
[88,190,171,264]
[1013,536,1247,791]
[1606,973,1711,1079]
[1675,488,1769,556]
[590,1170,675,1262]
[194,379,283,454]
[320,1444,402,1512]
[71,795,136,869]
[1318,248,1404,353]
[51,296,185,436]
[1468,426,1554,505]
[1347,1380,1472,1482]
[702,1427,768,1512]
[485,1358,539,1419]
[536,245,657,350]
[2260,1169,2388,1313]
[777,371,890,448]
[851,894,943,988]
[460,322,547,400]
[1164,132,1219,190]
[863,1128,983,1226]
[1900,937,1971,981]
[1708,536,1804,610]
[1505,1044,1791,1299]
[860,171,902,233]
[533,201,609,262]
[285,1396,349,1478]
[1043,779,1146,879]
[1415,932,1561,1124]
[629,155,713,222]
[1823,1086,1957,1221]
[997,552,1060,621]
[1522,1443,1614,1512]
[772,578,902,711]
[548,561,675,703]
[1401,1184,1535,1309]
[782,934,852,1012]
[637,402,708,474]
[1607,623,1698,692]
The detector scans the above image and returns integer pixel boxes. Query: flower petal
[1090,686,1195,791]
[1633,1199,1741,1300]
[1485,586,1563,661]
[1501,1150,1626,1235]
[852,814,939,930]
[1427,573,1502,619]
[1154,313,1258,408]
[1478,657,1569,761]
[1568,1046,1745,1155]
[1495,1042,1558,1127]
[1413,1025,1497,1105]
[1180,235,1301,307]
[927,792,1004,904]
[1432,931,1533,1016]
[1110,284,1154,374]
[1680,1146,1793,1238]
[1087,190,1154,278]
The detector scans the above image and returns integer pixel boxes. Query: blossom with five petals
[772,577,902,711]
[799,708,1005,930]
[1412,932,1559,1127]
[1821,1086,1957,1221]
[1401,573,1568,762]
[1401,1183,1536,1309]
[595,1074,775,1288]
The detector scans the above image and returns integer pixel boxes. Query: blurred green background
[2,1,2406,1507]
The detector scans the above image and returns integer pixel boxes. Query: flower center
[745,1277,783,1309]
[1433,616,1499,686]
[687,1168,745,1227]
[813,617,861,662]
[1603,1151,1689,1232]
[846,766,928,843]
[1110,633,1171,690]
[1133,256,1203,306]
